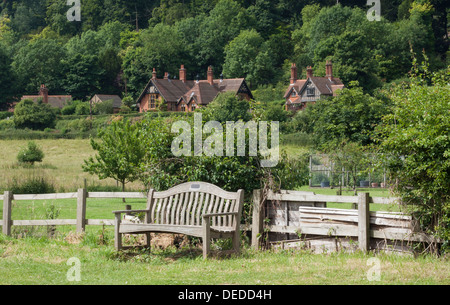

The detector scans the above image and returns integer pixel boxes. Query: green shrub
[17,141,44,165]
[0,111,13,120]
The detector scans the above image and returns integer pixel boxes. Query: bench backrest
[146,182,244,229]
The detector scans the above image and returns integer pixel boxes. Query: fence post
[251,189,263,250]
[2,191,12,236]
[76,188,87,233]
[358,192,370,252]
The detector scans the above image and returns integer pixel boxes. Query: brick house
[19,84,72,109]
[136,65,253,113]
[284,61,344,112]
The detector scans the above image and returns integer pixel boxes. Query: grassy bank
[0,234,448,285]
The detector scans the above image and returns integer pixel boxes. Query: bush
[17,141,44,165]
[0,111,13,120]
[75,103,91,115]
[13,99,57,130]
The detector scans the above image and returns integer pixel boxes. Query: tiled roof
[91,94,123,108]
[21,95,72,109]
[138,76,250,106]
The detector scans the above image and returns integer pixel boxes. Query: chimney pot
[179,65,187,83]
[326,60,333,81]
[164,72,169,80]
[207,66,214,86]
[39,84,49,104]
[152,68,157,80]
[306,66,313,79]
[290,63,298,84]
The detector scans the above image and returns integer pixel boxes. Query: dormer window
[307,87,315,97]
[291,91,297,97]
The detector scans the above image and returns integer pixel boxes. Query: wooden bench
[113,182,244,259]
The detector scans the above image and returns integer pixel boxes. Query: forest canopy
[0,0,448,109]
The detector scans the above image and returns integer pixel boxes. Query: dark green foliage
[17,141,44,165]
[13,99,57,130]
[8,175,56,194]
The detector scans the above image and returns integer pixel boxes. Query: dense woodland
[0,0,448,108]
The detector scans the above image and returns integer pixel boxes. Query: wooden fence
[1,189,439,254]
[0,189,146,236]
[251,190,437,253]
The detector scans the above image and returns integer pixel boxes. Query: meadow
[0,139,448,285]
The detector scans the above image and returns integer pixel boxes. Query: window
[307,87,315,97]
[150,95,157,109]
[191,104,196,111]
[291,91,296,97]
[181,104,186,112]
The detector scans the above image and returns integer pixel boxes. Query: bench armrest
[113,209,149,215]
[202,212,238,219]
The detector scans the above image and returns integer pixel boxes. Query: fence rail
[1,189,147,236]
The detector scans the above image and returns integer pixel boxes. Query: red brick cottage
[136,65,253,113]
[285,61,344,112]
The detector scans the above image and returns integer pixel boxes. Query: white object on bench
[113,182,244,259]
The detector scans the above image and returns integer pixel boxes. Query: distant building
[90,94,123,114]
[136,65,253,113]
[284,61,344,112]
[20,84,72,109]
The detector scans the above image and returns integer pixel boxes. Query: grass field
[1,139,448,285]
[0,139,143,192]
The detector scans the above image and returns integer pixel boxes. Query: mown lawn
[0,234,448,285]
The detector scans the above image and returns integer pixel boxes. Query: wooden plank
[76,189,87,233]
[175,193,185,225]
[2,191,12,236]
[13,193,78,201]
[358,192,370,252]
[370,197,401,205]
[119,223,203,237]
[88,192,147,199]
[153,182,239,200]
[251,189,263,249]
[86,219,115,226]
[267,193,359,204]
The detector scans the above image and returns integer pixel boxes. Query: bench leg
[145,233,151,250]
[202,220,211,259]
[232,230,240,255]
[114,214,122,250]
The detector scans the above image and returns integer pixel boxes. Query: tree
[0,42,17,110]
[203,92,252,123]
[83,118,147,195]
[12,38,67,94]
[13,99,57,130]
[17,141,44,166]
[296,84,390,148]
[376,59,450,251]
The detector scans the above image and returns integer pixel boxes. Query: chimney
[152,68,157,80]
[179,65,187,83]
[290,63,298,84]
[164,72,169,80]
[207,66,214,85]
[306,66,313,79]
[326,60,333,81]
[39,84,49,104]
